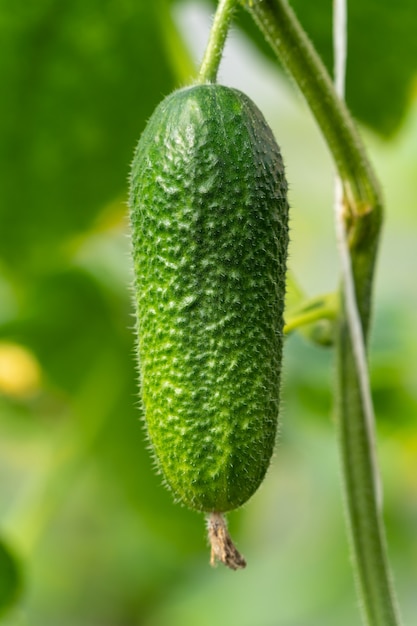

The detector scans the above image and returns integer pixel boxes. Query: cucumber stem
[197,0,238,84]
[207,513,246,570]
[241,1,402,624]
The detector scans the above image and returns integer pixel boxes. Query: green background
[1,0,417,624]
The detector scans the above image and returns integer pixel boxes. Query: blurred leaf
[1,266,127,393]
[0,538,22,617]
[225,0,417,136]
[0,0,179,273]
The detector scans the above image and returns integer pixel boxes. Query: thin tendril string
[332,0,382,509]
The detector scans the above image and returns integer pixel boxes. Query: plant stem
[336,318,401,626]
[284,292,338,334]
[197,0,238,83]
[241,1,402,624]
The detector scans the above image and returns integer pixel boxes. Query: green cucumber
[129,84,289,516]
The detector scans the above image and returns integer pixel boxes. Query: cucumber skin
[129,84,289,513]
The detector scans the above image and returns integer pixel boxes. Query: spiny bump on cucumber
[129,83,289,568]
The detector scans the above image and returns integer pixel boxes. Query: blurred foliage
[0,540,21,618]
[0,0,417,624]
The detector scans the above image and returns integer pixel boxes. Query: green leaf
[0,538,22,617]
[0,0,179,273]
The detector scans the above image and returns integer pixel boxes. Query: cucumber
[129,84,289,515]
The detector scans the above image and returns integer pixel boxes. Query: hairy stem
[197,0,238,83]
[336,319,401,625]
[241,1,401,624]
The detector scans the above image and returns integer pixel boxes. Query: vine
[197,0,237,83]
